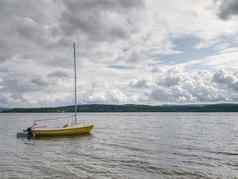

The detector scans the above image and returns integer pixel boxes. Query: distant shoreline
[1,103,238,113]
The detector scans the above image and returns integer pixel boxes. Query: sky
[1,0,238,107]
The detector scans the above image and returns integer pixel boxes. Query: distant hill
[2,103,238,112]
[0,108,7,112]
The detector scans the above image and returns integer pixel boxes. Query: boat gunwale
[32,124,94,132]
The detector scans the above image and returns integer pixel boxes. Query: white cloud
[0,0,238,107]
[180,48,238,71]
[128,67,236,104]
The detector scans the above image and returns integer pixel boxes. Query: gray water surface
[0,113,238,179]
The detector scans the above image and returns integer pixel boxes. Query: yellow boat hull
[32,124,93,138]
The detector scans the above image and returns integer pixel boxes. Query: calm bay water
[0,113,238,179]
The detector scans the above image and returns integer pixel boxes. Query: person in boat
[25,122,37,138]
[26,127,33,138]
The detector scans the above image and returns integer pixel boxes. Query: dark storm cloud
[47,70,69,79]
[16,18,45,45]
[0,72,52,106]
[31,77,49,87]
[0,0,58,65]
[1,75,49,94]
[60,0,144,42]
[46,56,73,69]
[217,0,238,20]
[0,42,11,63]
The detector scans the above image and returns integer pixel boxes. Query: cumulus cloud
[2,75,48,94]
[128,68,237,104]
[1,65,238,107]
[82,89,127,104]
[1,0,238,107]
[217,0,238,20]
[129,79,153,89]
[213,70,238,91]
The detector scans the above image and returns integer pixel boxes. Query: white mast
[73,42,77,124]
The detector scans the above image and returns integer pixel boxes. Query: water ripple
[1,113,238,178]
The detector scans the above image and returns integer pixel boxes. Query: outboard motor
[16,127,33,139]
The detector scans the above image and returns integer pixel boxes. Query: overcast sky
[1,0,238,107]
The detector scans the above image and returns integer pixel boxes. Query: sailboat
[17,43,94,138]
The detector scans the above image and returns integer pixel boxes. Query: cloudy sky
[1,0,238,107]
